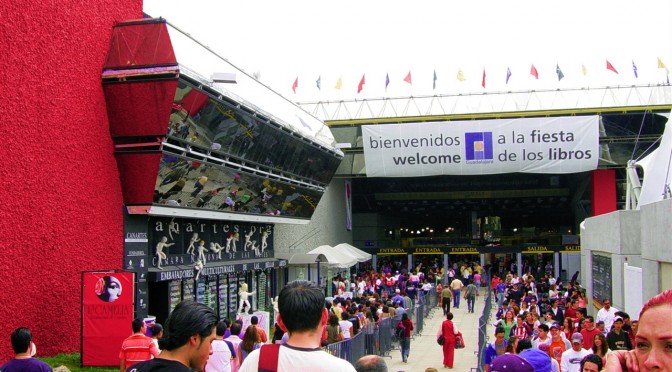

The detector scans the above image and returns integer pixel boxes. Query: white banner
[362,116,599,177]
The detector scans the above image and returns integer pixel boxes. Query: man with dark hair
[483,327,507,372]
[354,355,388,372]
[130,300,217,371]
[579,316,601,350]
[204,321,236,372]
[239,280,355,371]
[224,321,243,371]
[249,315,268,343]
[0,327,52,372]
[606,316,632,351]
[119,318,159,372]
[580,353,603,372]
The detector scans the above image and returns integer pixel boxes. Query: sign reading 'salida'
[362,116,599,177]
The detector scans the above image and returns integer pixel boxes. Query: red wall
[0,0,142,361]
[591,169,617,216]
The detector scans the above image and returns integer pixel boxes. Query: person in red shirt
[119,318,160,372]
[248,316,268,343]
[580,316,602,351]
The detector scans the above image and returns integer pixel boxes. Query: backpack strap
[258,344,281,372]
[224,339,236,359]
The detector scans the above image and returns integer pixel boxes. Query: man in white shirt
[596,299,619,332]
[206,321,235,372]
[560,333,592,372]
[224,322,243,371]
[239,281,355,372]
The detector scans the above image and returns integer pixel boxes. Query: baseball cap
[490,354,534,372]
[571,332,583,343]
[613,316,624,323]
[396,288,401,293]
[519,348,552,372]
[549,323,560,330]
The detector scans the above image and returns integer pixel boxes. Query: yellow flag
[457,69,465,82]
[658,57,669,73]
[582,64,587,76]
[335,77,342,90]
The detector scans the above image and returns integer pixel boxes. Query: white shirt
[205,339,232,372]
[239,344,356,372]
[338,320,352,339]
[596,306,619,332]
[560,347,592,372]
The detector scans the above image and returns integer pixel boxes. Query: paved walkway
[386,296,492,372]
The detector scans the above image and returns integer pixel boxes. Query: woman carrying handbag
[437,312,459,368]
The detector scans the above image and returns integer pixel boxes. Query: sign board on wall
[81,271,135,367]
[362,116,599,177]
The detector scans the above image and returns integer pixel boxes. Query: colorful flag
[632,61,638,78]
[530,64,539,79]
[506,67,512,84]
[658,57,669,73]
[482,68,486,88]
[582,64,588,76]
[606,60,619,74]
[556,64,564,81]
[335,77,342,90]
[292,77,298,93]
[433,70,437,90]
[316,76,321,90]
[385,73,390,91]
[403,71,412,85]
[357,74,365,93]
[457,69,465,82]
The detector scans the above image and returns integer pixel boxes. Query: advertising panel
[81,271,135,366]
[363,116,599,177]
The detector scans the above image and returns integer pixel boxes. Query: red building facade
[0,0,142,361]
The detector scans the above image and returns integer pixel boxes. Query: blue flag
[506,67,512,84]
[556,64,565,81]
[632,61,638,78]
[385,73,390,91]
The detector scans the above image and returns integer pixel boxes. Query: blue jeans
[467,295,475,312]
[497,292,504,308]
[400,336,411,360]
[453,289,461,308]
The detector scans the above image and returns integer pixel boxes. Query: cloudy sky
[144,0,672,102]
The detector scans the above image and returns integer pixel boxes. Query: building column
[444,254,449,284]
[516,253,523,277]
[554,253,561,280]
[408,254,413,272]
[591,169,617,216]
[372,255,377,272]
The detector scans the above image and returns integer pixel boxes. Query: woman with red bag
[437,312,460,368]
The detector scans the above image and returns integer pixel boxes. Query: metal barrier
[474,269,493,372]
[323,285,439,367]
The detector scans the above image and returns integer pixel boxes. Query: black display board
[591,253,612,303]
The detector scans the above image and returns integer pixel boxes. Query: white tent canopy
[333,243,372,263]
[307,245,358,268]
[636,111,672,208]
[275,252,331,266]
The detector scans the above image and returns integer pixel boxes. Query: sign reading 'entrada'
[363,116,599,177]
[370,245,582,255]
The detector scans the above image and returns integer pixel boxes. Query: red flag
[403,71,412,84]
[606,60,619,74]
[357,74,366,93]
[292,77,298,93]
[530,64,539,79]
[482,68,486,88]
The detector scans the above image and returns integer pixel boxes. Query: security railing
[323,288,437,366]
[473,268,493,372]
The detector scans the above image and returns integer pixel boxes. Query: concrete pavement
[384,296,492,372]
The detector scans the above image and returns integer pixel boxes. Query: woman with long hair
[561,317,574,340]
[437,312,459,369]
[326,314,343,344]
[238,326,262,365]
[398,313,414,363]
[496,310,516,338]
[605,289,672,371]
[592,333,609,366]
[505,335,519,354]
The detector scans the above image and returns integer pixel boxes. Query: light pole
[316,256,322,288]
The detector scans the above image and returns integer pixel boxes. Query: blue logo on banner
[465,132,493,160]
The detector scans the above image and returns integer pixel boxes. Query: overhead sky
[143,0,672,103]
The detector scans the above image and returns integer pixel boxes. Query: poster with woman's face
[95,275,122,302]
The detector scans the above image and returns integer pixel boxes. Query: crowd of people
[484,271,672,372]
